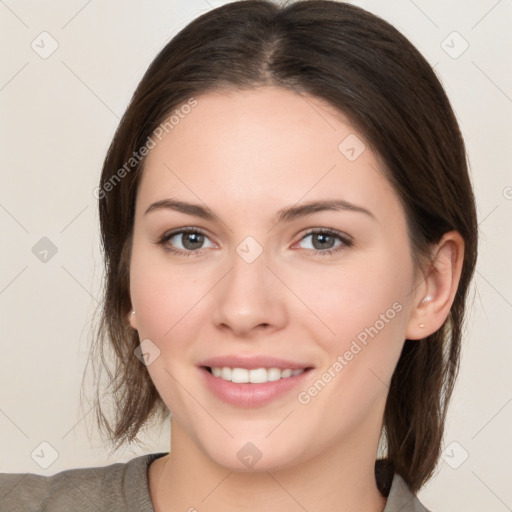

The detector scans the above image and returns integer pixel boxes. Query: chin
[202,437,306,473]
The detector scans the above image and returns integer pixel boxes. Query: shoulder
[375,460,433,512]
[0,452,167,512]
[385,473,433,512]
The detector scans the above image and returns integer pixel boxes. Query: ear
[128,310,138,330]
[406,231,465,340]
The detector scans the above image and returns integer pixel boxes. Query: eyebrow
[144,198,376,223]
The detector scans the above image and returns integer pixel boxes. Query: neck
[149,420,387,512]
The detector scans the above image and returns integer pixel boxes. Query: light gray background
[0,1,511,510]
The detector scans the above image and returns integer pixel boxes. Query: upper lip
[199,355,313,371]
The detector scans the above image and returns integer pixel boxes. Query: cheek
[293,268,409,435]
[129,244,207,416]
[129,239,208,340]
[292,253,412,344]
[291,248,413,415]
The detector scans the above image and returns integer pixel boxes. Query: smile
[200,365,314,407]
[207,366,306,383]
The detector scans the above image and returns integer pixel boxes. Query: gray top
[0,453,431,511]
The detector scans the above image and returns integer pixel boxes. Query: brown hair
[84,0,478,493]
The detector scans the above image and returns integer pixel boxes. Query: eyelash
[155,227,353,257]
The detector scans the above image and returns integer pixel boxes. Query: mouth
[198,361,314,408]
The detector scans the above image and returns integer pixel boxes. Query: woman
[0,1,477,511]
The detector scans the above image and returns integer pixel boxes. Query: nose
[211,246,288,338]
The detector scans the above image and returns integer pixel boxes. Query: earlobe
[128,310,138,330]
[406,231,464,340]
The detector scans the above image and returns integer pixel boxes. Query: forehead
[136,86,402,224]
[147,86,356,171]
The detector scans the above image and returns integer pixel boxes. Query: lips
[198,355,314,407]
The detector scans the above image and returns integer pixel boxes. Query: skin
[128,86,464,512]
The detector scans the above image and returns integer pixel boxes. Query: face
[128,86,421,471]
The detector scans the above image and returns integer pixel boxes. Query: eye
[156,228,216,256]
[295,228,353,256]
[155,227,352,257]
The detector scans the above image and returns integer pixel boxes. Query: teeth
[209,366,305,383]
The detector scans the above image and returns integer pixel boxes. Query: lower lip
[200,367,313,408]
